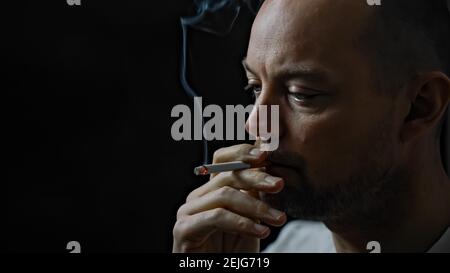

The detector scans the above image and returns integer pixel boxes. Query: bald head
[248,0,374,81]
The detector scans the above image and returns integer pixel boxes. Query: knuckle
[254,172,268,183]
[217,185,235,198]
[185,193,194,203]
[172,218,187,240]
[212,148,226,163]
[254,200,269,216]
[236,217,251,231]
[186,189,200,202]
[239,170,264,184]
[239,144,253,154]
[207,208,226,222]
[234,146,252,161]
[176,204,188,220]
[215,171,232,183]
[221,171,241,188]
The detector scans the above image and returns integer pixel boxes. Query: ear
[400,72,450,143]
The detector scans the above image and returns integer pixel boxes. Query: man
[172,0,450,252]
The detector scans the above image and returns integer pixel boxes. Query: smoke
[179,0,264,164]
[182,0,241,36]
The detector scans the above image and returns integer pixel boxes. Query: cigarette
[194,161,251,176]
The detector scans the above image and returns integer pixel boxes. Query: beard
[262,164,404,224]
[261,121,406,225]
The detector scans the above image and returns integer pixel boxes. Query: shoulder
[263,220,336,253]
[428,226,450,253]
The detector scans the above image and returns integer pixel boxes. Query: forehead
[246,0,373,75]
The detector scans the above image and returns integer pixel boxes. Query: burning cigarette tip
[194,166,209,176]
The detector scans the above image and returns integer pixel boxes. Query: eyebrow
[242,58,331,84]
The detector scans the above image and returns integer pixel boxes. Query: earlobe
[400,72,450,143]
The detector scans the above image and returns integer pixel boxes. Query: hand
[172,143,287,253]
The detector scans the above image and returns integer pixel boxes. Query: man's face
[245,0,405,221]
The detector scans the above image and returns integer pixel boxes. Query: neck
[326,146,450,253]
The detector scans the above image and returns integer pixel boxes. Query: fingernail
[253,223,268,234]
[268,208,284,220]
[264,176,281,185]
[249,148,262,156]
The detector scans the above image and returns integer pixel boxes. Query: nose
[245,88,280,139]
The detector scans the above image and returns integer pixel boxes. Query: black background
[6,0,273,252]
[6,0,448,253]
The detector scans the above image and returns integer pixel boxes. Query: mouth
[267,152,297,170]
[265,152,305,183]
[265,164,298,180]
[266,164,299,183]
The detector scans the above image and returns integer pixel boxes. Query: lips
[265,151,307,186]
[267,154,297,172]
[265,165,299,188]
[266,164,296,177]
[267,152,296,167]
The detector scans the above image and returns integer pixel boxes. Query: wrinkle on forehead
[246,0,374,83]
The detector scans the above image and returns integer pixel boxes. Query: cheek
[289,110,358,154]
[287,110,379,182]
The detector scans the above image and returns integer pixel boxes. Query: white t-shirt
[263,220,450,253]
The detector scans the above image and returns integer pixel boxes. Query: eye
[287,85,320,103]
[288,92,318,102]
[245,83,262,97]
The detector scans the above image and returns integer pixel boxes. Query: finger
[210,143,269,180]
[212,144,268,166]
[187,169,284,202]
[178,186,287,226]
[173,208,271,248]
